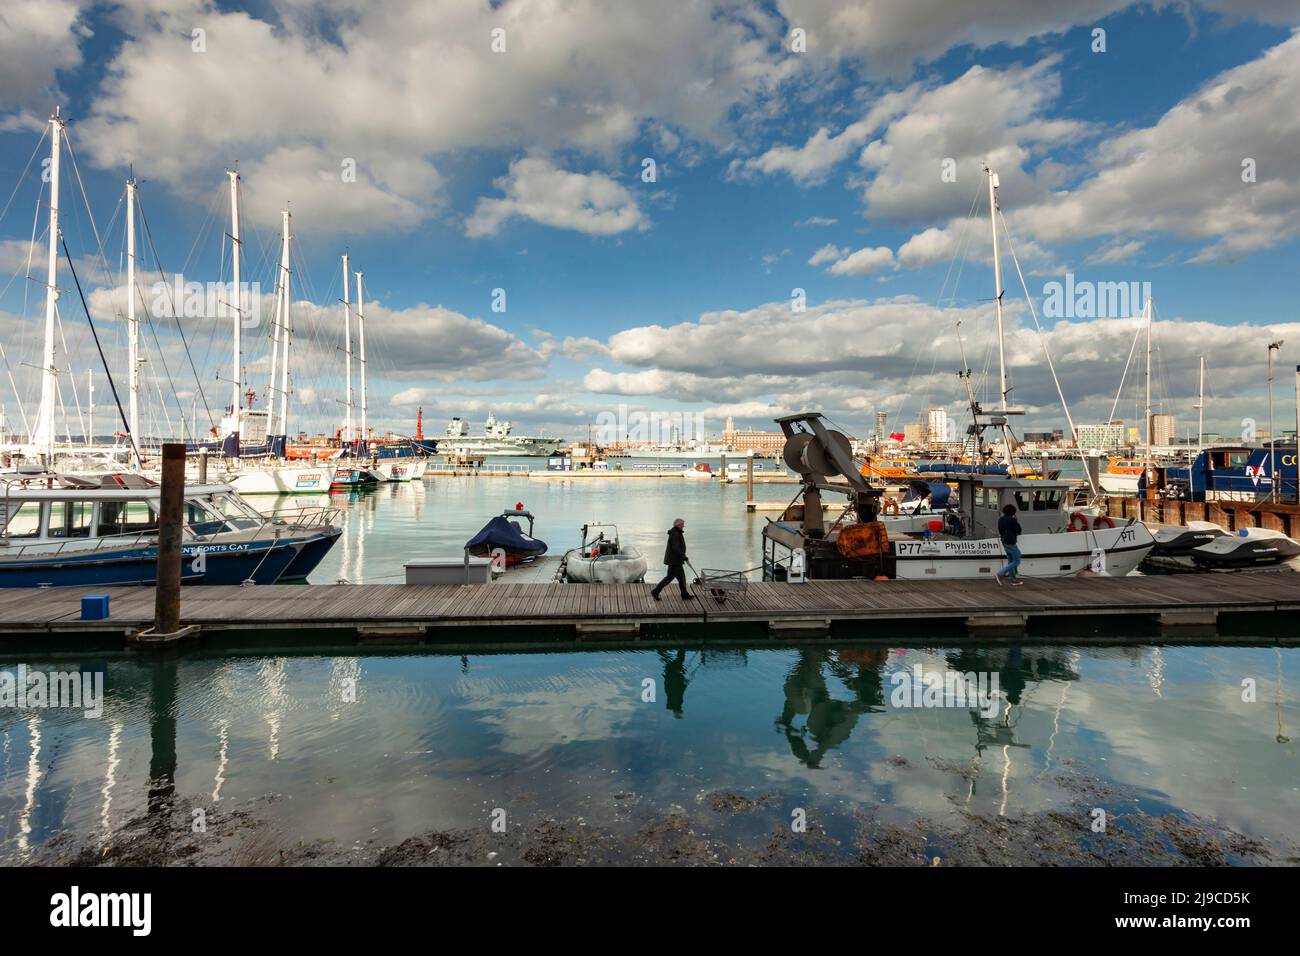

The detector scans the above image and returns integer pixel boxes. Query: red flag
[889,432,905,441]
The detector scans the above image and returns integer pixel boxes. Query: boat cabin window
[1,501,42,539]
[185,500,231,535]
[1015,489,1064,512]
[210,493,263,530]
[48,501,94,538]
[98,501,159,537]
[1212,451,1250,469]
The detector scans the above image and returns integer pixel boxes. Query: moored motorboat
[0,472,341,587]
[465,508,548,566]
[1140,521,1228,573]
[1190,526,1300,572]
[560,523,647,583]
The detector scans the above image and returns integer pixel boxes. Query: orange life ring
[1092,514,1115,530]
[1068,511,1091,532]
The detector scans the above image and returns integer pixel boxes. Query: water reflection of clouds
[456,673,641,757]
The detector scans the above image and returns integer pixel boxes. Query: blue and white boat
[0,472,341,587]
[1144,444,1298,502]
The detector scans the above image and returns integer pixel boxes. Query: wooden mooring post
[130,443,199,645]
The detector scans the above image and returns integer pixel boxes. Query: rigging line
[136,191,216,430]
[0,206,43,436]
[52,300,88,441]
[891,184,983,433]
[0,127,49,232]
[61,235,140,467]
[998,212,1097,495]
[918,187,983,427]
[62,131,124,297]
[1107,316,1143,424]
[125,200,185,433]
[55,377,72,444]
[0,338,31,439]
[14,190,43,406]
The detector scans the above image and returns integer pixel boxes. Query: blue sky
[1,0,1298,443]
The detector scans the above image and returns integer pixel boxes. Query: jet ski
[1189,526,1300,572]
[1140,521,1228,573]
[465,508,548,566]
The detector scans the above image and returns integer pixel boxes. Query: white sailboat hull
[229,465,333,494]
[373,459,423,481]
[892,522,1154,579]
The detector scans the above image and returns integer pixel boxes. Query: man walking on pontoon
[996,503,1024,586]
[651,518,693,600]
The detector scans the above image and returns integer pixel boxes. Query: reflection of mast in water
[100,720,123,842]
[355,501,366,584]
[1277,648,1290,745]
[209,659,240,802]
[337,500,353,583]
[1147,646,1165,698]
[964,653,1032,813]
[1040,650,1081,778]
[212,719,229,802]
[17,715,40,856]
[260,658,288,759]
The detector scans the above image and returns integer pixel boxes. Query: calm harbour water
[1,474,1296,863]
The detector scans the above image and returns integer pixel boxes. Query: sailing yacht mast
[983,165,1022,461]
[126,177,140,449]
[986,167,1009,412]
[278,209,292,445]
[1143,296,1152,451]
[227,169,243,421]
[355,270,367,446]
[32,108,64,462]
[264,214,284,436]
[342,254,353,444]
[1195,355,1205,449]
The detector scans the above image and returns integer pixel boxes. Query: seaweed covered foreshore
[19,764,1298,868]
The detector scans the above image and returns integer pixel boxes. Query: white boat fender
[789,547,806,583]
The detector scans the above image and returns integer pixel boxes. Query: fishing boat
[761,169,1155,582]
[0,472,341,587]
[762,426,1152,581]
[559,523,647,583]
[465,508,548,566]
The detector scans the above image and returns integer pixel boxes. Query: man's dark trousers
[653,563,689,599]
